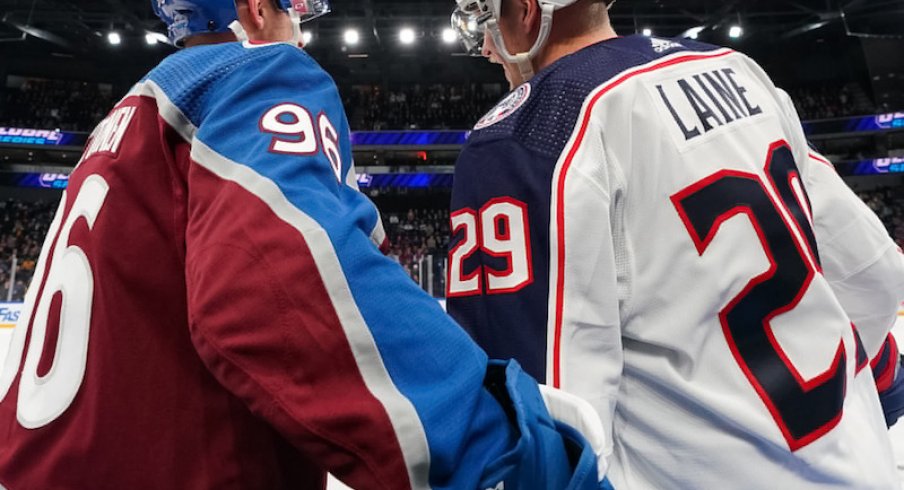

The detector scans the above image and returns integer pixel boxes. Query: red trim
[872,334,899,393]
[378,236,390,255]
[808,152,834,169]
[764,140,821,273]
[480,197,534,295]
[670,170,760,254]
[446,208,482,298]
[671,158,846,451]
[551,49,734,387]
[317,112,342,182]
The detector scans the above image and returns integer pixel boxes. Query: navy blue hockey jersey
[449,35,904,489]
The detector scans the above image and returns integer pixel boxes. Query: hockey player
[448,0,904,488]
[0,0,614,488]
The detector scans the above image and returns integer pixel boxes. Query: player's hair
[235,0,286,13]
[501,0,612,16]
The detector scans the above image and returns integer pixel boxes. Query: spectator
[860,187,904,248]
[1,78,898,131]
[0,199,56,302]
[0,78,117,132]
[0,187,899,301]
[790,83,875,121]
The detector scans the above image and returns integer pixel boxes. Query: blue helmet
[152,0,331,47]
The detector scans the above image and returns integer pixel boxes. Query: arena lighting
[642,27,653,36]
[145,32,167,45]
[399,27,416,45]
[729,25,743,39]
[441,27,458,44]
[683,26,704,39]
[343,29,360,46]
[107,31,121,45]
[302,31,313,45]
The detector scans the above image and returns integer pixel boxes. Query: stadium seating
[381,207,450,295]
[0,199,56,302]
[2,188,900,301]
[2,80,890,132]
[1,79,115,132]
[344,84,504,130]
[861,187,904,248]
[789,83,876,121]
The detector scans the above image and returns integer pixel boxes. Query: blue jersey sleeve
[147,42,603,490]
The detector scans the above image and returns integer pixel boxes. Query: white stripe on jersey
[129,80,433,490]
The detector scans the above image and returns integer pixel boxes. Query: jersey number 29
[447,198,533,297]
[672,141,855,451]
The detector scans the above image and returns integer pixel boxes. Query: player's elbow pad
[480,360,614,490]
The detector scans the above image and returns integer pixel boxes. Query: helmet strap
[228,20,249,42]
[488,2,556,81]
[288,8,305,45]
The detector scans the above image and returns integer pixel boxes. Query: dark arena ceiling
[0,0,901,87]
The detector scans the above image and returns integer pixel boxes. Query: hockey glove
[479,360,613,490]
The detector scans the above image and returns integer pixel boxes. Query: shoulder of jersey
[470,35,726,139]
[143,42,325,125]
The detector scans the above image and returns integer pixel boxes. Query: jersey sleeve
[547,111,630,469]
[549,114,625,467]
[173,45,560,489]
[775,88,904,357]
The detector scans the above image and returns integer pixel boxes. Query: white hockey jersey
[448,35,904,489]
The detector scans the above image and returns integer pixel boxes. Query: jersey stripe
[808,152,834,169]
[131,80,432,489]
[548,48,735,388]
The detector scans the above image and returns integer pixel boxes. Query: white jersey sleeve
[775,88,904,356]
[450,35,902,489]
[549,113,625,466]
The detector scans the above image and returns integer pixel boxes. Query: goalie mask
[451,0,615,80]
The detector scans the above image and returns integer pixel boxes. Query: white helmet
[451,0,615,80]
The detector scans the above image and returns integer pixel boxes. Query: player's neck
[183,32,239,48]
[534,25,618,73]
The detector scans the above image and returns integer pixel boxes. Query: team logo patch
[474,83,531,130]
[651,37,683,53]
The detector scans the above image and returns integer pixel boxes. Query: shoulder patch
[651,37,683,54]
[474,83,532,130]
